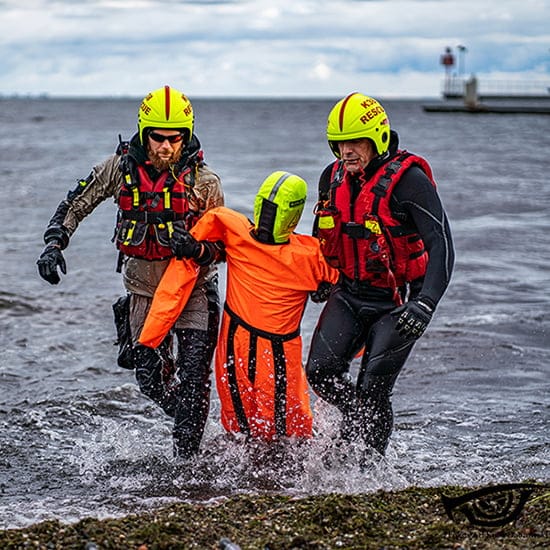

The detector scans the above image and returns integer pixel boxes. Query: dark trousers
[306,285,416,454]
[134,286,220,459]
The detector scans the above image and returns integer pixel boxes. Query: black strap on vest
[330,152,415,240]
[117,135,192,209]
[119,210,187,223]
[370,152,410,212]
[372,152,422,240]
[117,135,138,189]
[342,222,371,239]
[223,302,299,436]
[326,161,345,203]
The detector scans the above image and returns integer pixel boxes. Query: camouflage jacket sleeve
[43,155,123,247]
[187,163,224,217]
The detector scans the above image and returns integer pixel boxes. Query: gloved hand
[393,298,434,340]
[170,226,222,266]
[170,226,202,260]
[310,281,333,303]
[37,242,67,284]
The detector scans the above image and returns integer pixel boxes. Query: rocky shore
[1,485,548,549]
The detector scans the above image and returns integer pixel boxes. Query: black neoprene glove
[170,226,202,260]
[310,281,333,303]
[393,298,435,340]
[170,226,222,266]
[37,241,67,284]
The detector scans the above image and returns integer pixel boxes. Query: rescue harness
[114,136,201,261]
[315,151,436,304]
[223,302,300,437]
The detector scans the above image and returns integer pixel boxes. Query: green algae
[1,485,548,549]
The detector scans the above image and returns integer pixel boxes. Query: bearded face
[147,143,183,171]
[145,129,186,171]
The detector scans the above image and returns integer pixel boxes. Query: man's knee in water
[307,359,356,412]
[357,371,398,403]
[112,294,134,369]
[305,355,333,393]
[133,344,163,397]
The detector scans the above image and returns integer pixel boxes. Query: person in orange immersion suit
[139,171,338,441]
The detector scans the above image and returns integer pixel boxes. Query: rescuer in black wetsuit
[306,93,455,457]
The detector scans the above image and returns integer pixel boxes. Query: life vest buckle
[342,222,371,239]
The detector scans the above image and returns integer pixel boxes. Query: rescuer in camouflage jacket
[37,85,224,459]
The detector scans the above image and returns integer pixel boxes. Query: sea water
[0,97,548,528]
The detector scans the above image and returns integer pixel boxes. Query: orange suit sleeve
[138,258,200,348]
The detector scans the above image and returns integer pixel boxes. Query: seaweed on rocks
[0,485,548,549]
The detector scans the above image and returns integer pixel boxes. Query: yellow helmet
[254,171,307,244]
[137,85,194,145]
[326,92,390,157]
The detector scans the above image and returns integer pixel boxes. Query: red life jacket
[316,151,435,302]
[115,163,195,260]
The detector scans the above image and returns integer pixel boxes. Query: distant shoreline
[0,94,441,102]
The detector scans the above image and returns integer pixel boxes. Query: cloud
[0,0,548,97]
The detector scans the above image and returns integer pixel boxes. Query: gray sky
[1,0,549,98]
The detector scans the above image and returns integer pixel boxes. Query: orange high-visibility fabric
[216,312,309,439]
[138,259,199,348]
[140,207,338,439]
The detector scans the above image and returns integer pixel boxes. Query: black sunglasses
[148,131,185,144]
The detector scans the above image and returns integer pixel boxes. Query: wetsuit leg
[133,339,178,417]
[172,283,220,459]
[356,310,417,454]
[306,287,368,420]
[112,294,134,369]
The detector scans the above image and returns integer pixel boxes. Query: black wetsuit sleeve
[392,165,455,307]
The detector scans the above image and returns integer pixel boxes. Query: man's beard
[147,146,183,171]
